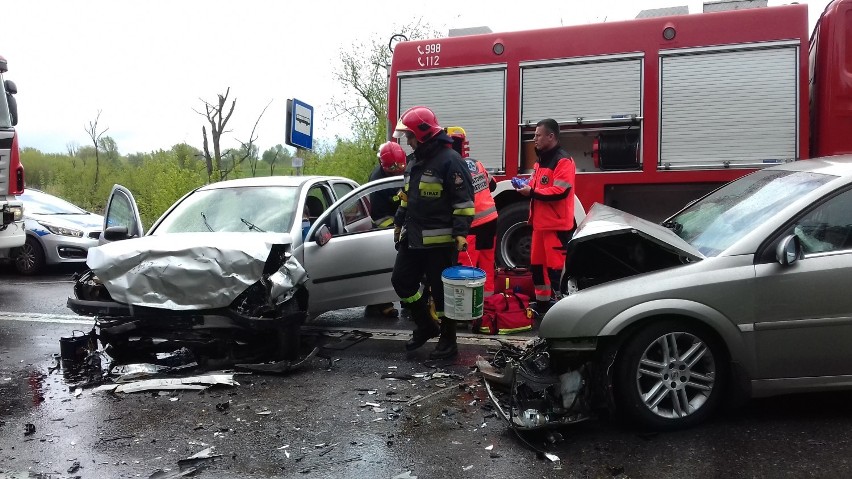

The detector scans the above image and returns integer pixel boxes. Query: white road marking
[0,311,95,326]
[0,312,532,346]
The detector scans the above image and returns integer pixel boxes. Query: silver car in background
[0,189,103,274]
[482,155,852,431]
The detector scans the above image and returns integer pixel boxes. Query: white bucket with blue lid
[442,266,486,321]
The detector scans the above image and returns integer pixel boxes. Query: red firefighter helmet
[446,126,470,158]
[378,141,406,173]
[392,106,442,143]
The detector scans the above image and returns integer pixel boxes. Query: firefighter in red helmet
[447,126,498,297]
[364,141,408,319]
[391,106,475,360]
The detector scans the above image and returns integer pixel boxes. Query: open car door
[99,184,145,245]
[300,176,403,317]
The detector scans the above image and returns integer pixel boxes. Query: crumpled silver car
[481,155,852,431]
[67,175,404,364]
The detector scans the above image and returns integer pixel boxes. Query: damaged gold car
[482,156,852,431]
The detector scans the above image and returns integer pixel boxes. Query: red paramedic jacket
[528,145,576,231]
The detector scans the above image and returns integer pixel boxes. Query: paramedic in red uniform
[515,118,576,316]
[391,106,475,360]
[446,126,498,297]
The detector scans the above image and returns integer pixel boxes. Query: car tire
[614,320,728,430]
[13,236,46,275]
[496,202,531,268]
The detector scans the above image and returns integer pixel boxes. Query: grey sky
[1,0,832,156]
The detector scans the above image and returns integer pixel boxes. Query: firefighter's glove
[454,236,468,252]
[394,227,401,244]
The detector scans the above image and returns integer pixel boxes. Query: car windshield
[152,185,298,234]
[665,169,834,256]
[21,190,88,214]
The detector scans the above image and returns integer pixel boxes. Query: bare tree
[66,141,79,168]
[226,100,272,179]
[195,88,236,182]
[84,110,109,187]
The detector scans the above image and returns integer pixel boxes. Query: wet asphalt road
[2,267,852,478]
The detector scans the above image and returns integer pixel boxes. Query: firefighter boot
[429,318,458,360]
[405,296,440,352]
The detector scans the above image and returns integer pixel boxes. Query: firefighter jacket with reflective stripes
[368,163,400,228]
[394,132,475,249]
[528,145,576,231]
[465,158,498,228]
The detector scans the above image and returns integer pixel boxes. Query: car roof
[197,175,353,190]
[770,155,852,177]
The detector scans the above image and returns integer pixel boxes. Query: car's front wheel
[13,236,46,275]
[615,320,728,430]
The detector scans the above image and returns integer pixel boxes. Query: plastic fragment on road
[393,472,417,479]
[111,363,165,382]
[463,465,473,471]
[485,445,494,450]
[92,374,238,394]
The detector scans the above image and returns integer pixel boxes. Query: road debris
[406,382,464,406]
[23,423,35,436]
[93,374,238,393]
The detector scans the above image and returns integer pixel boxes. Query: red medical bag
[495,267,535,298]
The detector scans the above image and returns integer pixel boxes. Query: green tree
[261,144,293,175]
[331,20,439,149]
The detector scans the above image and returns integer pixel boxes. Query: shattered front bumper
[67,267,310,365]
[477,338,603,430]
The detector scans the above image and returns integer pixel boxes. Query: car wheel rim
[635,331,716,419]
[15,243,36,272]
[500,222,531,268]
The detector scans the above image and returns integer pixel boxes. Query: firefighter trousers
[530,229,571,302]
[391,240,456,317]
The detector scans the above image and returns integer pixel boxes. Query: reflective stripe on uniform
[553,180,572,189]
[473,205,497,221]
[453,200,475,216]
[375,216,394,228]
[423,235,453,245]
[401,290,422,304]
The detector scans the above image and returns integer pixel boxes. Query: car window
[332,182,355,201]
[327,182,402,236]
[21,190,87,215]
[152,186,298,234]
[106,191,140,237]
[667,169,834,256]
[788,188,852,255]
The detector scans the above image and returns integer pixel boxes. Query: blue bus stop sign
[287,98,314,150]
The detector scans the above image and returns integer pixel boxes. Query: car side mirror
[104,225,131,241]
[315,224,332,246]
[775,234,802,266]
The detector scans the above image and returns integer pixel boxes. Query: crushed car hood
[564,204,704,288]
[86,232,296,310]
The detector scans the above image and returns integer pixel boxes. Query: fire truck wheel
[496,202,531,268]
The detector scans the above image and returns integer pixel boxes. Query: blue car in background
[1,189,103,274]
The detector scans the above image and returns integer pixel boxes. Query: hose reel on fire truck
[592,131,640,171]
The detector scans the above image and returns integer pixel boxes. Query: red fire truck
[388,0,852,267]
[0,54,24,249]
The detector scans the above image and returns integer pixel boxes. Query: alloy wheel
[634,331,716,419]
